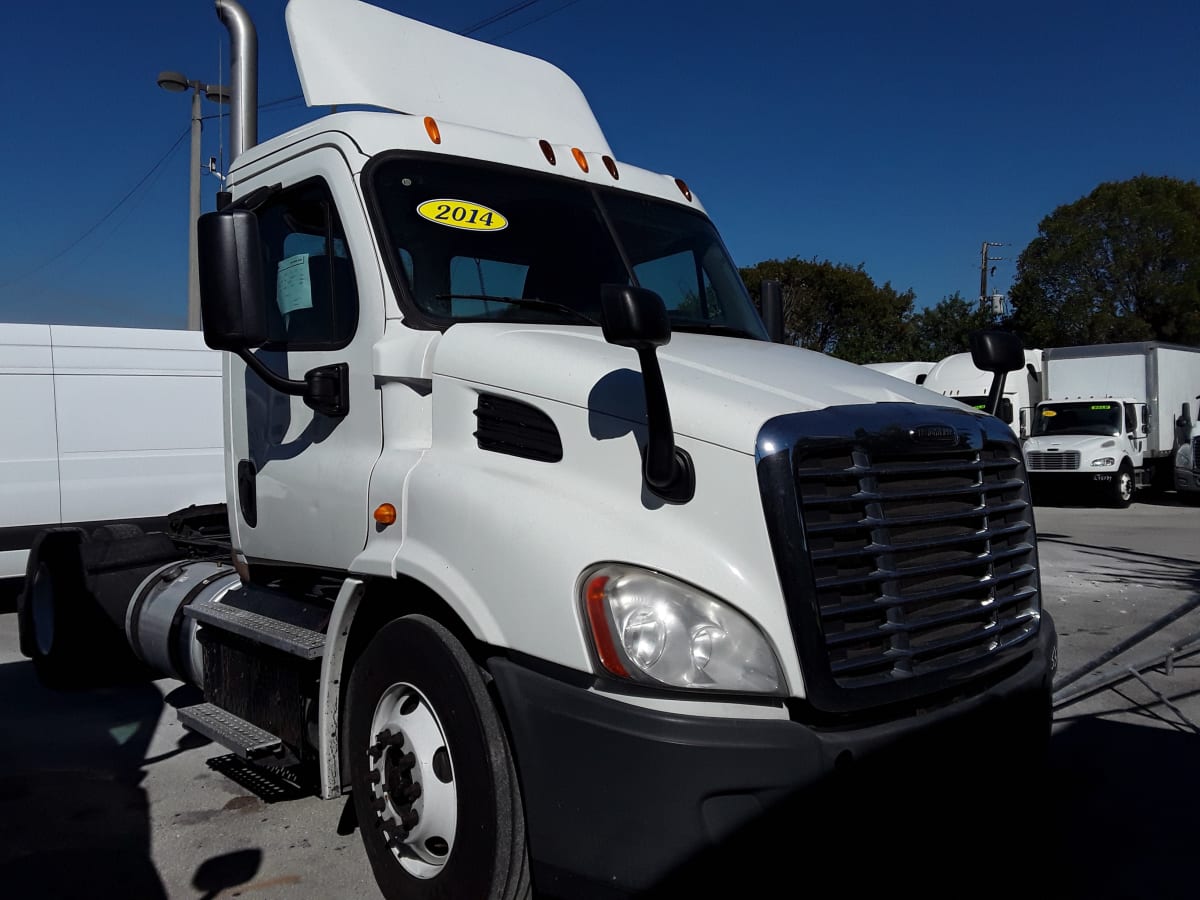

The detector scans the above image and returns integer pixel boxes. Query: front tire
[1110,464,1134,508]
[346,615,530,900]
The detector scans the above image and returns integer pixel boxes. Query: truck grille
[1025,450,1080,471]
[757,404,1042,713]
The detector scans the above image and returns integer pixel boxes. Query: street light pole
[157,71,229,331]
[187,84,202,331]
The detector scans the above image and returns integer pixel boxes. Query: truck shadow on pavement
[0,657,170,898]
[640,714,1200,900]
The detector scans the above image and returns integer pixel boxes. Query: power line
[493,0,584,39]
[0,126,191,291]
[461,1,541,36]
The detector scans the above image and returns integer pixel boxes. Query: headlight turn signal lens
[581,564,783,695]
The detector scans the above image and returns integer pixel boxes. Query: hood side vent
[474,394,563,463]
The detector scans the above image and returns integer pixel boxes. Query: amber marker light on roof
[571,147,589,172]
[602,155,619,179]
[584,575,629,678]
[539,139,556,164]
[373,503,397,526]
[675,178,692,202]
[424,116,441,144]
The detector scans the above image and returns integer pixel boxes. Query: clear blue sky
[1,0,1197,329]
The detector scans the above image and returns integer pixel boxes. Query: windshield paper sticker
[1041,410,1057,417]
[1091,404,1113,410]
[417,199,508,231]
[277,254,313,316]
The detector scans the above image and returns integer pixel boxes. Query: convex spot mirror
[969,330,1025,374]
[197,208,268,352]
[600,284,671,349]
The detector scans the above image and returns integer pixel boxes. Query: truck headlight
[580,564,784,695]
[1091,457,1115,467]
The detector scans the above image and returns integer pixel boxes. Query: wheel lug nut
[400,808,419,830]
[403,782,422,802]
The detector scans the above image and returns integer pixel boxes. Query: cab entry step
[179,702,283,759]
[184,601,326,659]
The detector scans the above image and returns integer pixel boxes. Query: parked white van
[0,324,224,579]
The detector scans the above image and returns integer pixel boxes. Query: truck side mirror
[601,284,694,503]
[968,330,1024,420]
[760,279,785,344]
[196,208,349,419]
[197,209,268,351]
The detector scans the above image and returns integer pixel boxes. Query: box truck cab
[1173,399,1200,501]
[922,348,1043,438]
[17,3,1056,898]
[0,323,223,580]
[1023,342,1200,507]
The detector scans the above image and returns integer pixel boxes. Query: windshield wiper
[433,293,601,326]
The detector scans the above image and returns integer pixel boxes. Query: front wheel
[346,615,530,900]
[1110,465,1134,508]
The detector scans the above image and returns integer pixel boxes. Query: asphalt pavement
[0,494,1197,899]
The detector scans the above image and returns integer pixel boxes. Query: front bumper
[491,614,1056,898]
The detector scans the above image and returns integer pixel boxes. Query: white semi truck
[1023,342,1200,507]
[860,360,935,384]
[16,2,1057,897]
[922,348,1044,439]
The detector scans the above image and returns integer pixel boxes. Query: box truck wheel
[1110,463,1134,508]
[346,615,530,900]
[25,558,93,689]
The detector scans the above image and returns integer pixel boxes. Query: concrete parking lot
[1,496,1197,899]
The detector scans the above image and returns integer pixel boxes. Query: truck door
[226,150,383,572]
[1124,402,1146,466]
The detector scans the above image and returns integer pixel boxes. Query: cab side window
[255,179,358,350]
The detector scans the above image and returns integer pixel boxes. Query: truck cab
[17,2,1057,897]
[1023,398,1148,507]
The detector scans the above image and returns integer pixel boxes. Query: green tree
[740,257,916,364]
[1009,175,1200,347]
[908,292,1000,360]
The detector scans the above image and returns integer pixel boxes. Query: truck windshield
[367,155,767,339]
[952,395,1013,424]
[1033,402,1122,437]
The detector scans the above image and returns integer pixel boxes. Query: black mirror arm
[985,372,1008,419]
[235,349,349,418]
[635,348,695,502]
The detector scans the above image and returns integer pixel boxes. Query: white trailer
[0,323,224,580]
[1023,342,1200,507]
[16,3,1057,897]
[861,360,935,384]
[922,348,1044,438]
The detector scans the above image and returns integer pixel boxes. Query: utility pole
[979,241,1007,313]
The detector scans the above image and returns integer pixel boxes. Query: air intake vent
[474,394,562,463]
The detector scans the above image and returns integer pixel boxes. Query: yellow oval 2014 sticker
[417,199,508,231]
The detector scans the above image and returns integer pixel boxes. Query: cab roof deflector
[284,0,612,155]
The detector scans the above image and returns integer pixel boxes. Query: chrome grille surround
[757,403,1042,714]
[1025,450,1081,471]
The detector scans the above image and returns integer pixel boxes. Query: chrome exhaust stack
[215,0,258,159]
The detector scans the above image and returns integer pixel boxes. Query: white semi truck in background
[1023,342,1200,507]
[922,348,1044,439]
[1,323,224,581]
[15,2,1057,898]
[860,360,935,384]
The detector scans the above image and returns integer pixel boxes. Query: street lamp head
[157,70,191,92]
[204,84,232,105]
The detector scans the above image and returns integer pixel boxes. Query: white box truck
[15,2,1057,898]
[1,323,224,580]
[1023,342,1200,507]
[922,348,1044,439]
